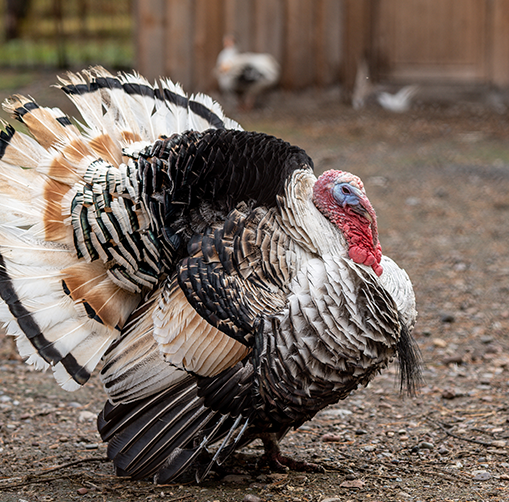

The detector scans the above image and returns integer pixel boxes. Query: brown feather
[0,127,44,168]
[89,133,122,167]
[47,154,82,185]
[43,179,71,241]
[13,103,71,149]
[61,137,93,166]
[62,261,140,329]
[121,131,142,143]
[156,285,250,377]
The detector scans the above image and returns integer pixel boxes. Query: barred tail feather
[0,65,243,397]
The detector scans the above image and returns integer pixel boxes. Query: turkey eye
[341,186,351,195]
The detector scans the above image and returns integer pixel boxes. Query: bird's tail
[98,362,254,483]
[0,67,241,391]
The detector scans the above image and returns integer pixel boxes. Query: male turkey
[215,35,280,110]
[0,67,420,483]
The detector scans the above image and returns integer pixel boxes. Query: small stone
[49,444,59,450]
[243,495,262,502]
[441,389,456,399]
[419,442,434,450]
[364,445,376,452]
[266,473,288,482]
[397,491,413,499]
[442,354,464,365]
[355,429,368,435]
[78,410,96,422]
[339,479,365,489]
[322,433,344,442]
[472,470,491,481]
[84,443,99,450]
[438,446,449,455]
[479,373,493,385]
[491,440,506,448]
[77,487,89,495]
[440,314,455,323]
[397,429,407,435]
[433,338,448,348]
[405,197,420,206]
[222,474,251,484]
[319,409,352,419]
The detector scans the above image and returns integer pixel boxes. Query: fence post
[342,0,373,102]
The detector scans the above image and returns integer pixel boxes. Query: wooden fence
[136,0,509,96]
[135,0,344,92]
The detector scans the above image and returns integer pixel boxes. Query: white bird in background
[377,85,419,113]
[215,35,280,110]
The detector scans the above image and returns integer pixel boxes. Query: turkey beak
[347,187,373,223]
[353,205,373,224]
[350,190,378,246]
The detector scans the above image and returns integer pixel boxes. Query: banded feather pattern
[0,66,420,484]
[0,66,242,390]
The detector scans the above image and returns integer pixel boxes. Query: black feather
[396,315,423,396]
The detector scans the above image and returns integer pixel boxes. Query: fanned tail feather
[0,66,243,391]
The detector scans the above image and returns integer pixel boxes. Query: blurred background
[1,0,509,102]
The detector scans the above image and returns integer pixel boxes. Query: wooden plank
[490,0,509,86]
[376,0,487,82]
[233,0,255,51]
[315,0,343,86]
[282,0,316,89]
[253,0,284,62]
[193,0,225,91]
[224,0,237,35]
[165,0,194,88]
[134,0,166,80]
[342,0,372,97]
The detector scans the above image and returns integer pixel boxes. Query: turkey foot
[259,433,326,474]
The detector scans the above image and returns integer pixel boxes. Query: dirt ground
[0,70,508,502]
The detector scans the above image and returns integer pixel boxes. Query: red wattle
[313,170,384,276]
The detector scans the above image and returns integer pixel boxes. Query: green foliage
[0,0,133,69]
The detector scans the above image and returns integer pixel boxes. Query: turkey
[0,67,421,483]
[215,35,280,110]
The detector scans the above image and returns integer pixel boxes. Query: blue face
[332,182,362,208]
